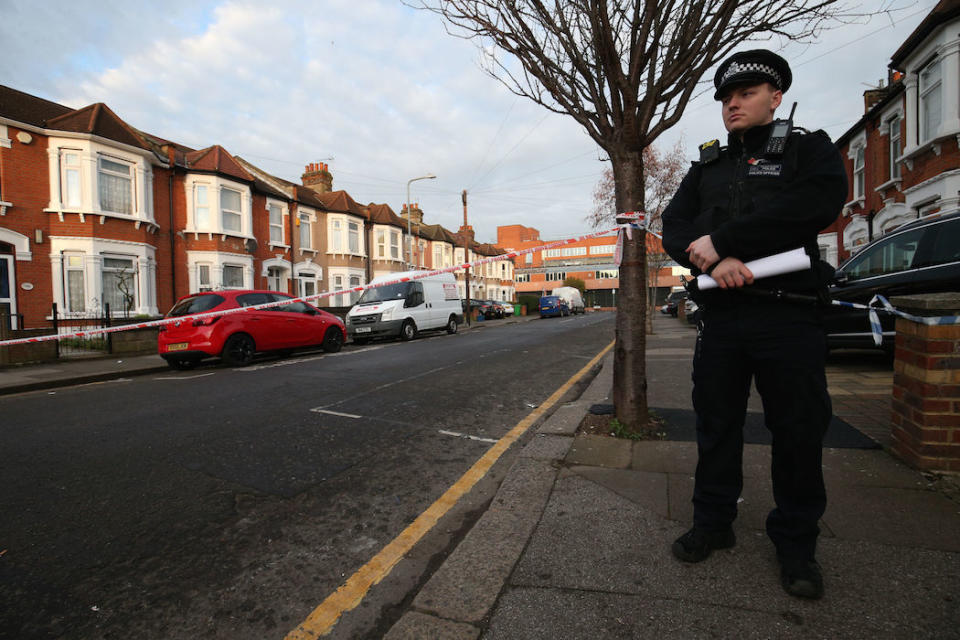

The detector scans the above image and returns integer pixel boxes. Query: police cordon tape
[2,214,956,349]
[0,224,622,348]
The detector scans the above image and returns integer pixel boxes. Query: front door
[0,254,17,330]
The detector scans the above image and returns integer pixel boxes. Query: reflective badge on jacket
[747,157,782,177]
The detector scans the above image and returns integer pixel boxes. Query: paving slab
[508,472,960,637]
[565,434,633,468]
[567,466,669,518]
[536,402,588,435]
[822,483,960,551]
[521,433,574,460]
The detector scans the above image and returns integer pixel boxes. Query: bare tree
[420,0,875,432]
[591,141,686,332]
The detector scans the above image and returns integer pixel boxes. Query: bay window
[221,188,242,233]
[64,253,85,313]
[195,185,211,229]
[98,156,134,215]
[377,230,386,258]
[390,231,400,259]
[61,151,82,208]
[331,219,342,252]
[348,221,359,253]
[223,264,244,289]
[102,256,137,314]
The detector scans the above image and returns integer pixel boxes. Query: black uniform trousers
[691,297,831,561]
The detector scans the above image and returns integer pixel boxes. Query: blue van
[539,295,569,318]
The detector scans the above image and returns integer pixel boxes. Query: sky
[0,0,938,244]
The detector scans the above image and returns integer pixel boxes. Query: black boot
[671,527,736,563]
[779,555,824,599]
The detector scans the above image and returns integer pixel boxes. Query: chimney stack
[302,161,333,194]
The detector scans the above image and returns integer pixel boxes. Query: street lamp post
[406,174,436,268]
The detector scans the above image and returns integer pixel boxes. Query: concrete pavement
[386,314,960,640]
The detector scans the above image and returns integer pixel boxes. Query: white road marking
[155,372,216,380]
[311,408,363,419]
[437,430,499,444]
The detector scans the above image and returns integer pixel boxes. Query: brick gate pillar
[889,293,960,473]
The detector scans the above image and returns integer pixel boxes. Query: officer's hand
[686,235,720,271]
[710,258,754,289]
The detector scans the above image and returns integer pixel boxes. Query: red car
[158,290,346,369]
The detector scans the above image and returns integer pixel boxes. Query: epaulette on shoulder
[698,139,721,164]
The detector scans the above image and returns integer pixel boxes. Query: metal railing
[52,303,111,358]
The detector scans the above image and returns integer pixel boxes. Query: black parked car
[661,290,688,317]
[825,212,960,350]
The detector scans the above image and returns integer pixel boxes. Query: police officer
[661,49,846,599]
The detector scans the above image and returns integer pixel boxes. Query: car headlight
[379,307,393,321]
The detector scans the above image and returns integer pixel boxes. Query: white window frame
[184,175,252,238]
[47,139,155,226]
[222,264,245,289]
[300,213,312,249]
[97,155,135,216]
[919,57,942,143]
[377,229,386,258]
[267,200,287,246]
[328,267,365,306]
[390,231,400,260]
[888,114,902,181]
[185,251,253,293]
[101,254,138,315]
[49,237,158,317]
[853,146,865,200]
[295,262,323,302]
[327,214,365,257]
[220,187,243,234]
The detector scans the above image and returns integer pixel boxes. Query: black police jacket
[661,121,847,305]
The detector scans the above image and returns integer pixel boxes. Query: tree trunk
[611,149,648,433]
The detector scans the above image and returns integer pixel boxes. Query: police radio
[763,102,797,156]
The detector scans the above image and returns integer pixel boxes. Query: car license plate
[355,327,371,333]
[167,342,189,351]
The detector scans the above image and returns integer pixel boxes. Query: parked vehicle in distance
[551,286,585,314]
[497,300,515,316]
[158,290,346,369]
[825,212,960,350]
[539,295,569,318]
[345,271,463,343]
[484,299,505,319]
[661,290,687,317]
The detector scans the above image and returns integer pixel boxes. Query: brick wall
[890,295,960,473]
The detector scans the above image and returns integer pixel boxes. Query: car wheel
[167,358,196,371]
[446,316,458,334]
[221,334,255,366]
[400,320,417,341]
[322,327,344,353]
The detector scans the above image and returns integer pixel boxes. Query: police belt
[683,277,827,307]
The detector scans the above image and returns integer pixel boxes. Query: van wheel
[222,334,255,366]
[446,316,458,334]
[322,327,344,353]
[400,320,417,341]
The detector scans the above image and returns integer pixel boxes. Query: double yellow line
[286,339,614,639]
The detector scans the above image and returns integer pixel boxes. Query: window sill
[300,248,319,255]
[184,228,255,242]
[326,251,366,258]
[874,178,903,193]
[269,242,290,251]
[0,200,11,216]
[46,208,157,229]
[843,197,865,211]
[900,129,960,168]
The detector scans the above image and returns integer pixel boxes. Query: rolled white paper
[696,247,811,291]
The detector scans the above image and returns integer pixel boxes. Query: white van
[345,271,463,343]
[551,286,585,314]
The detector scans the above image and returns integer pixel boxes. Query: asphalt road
[1,311,615,640]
